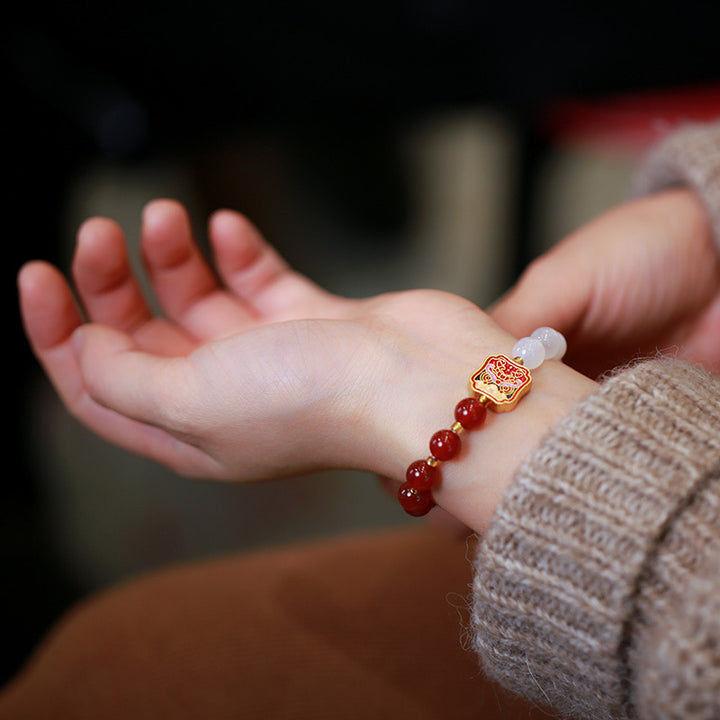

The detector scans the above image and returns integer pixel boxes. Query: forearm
[471,358,720,719]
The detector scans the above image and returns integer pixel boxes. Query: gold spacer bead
[451,421,464,434]
[426,456,439,468]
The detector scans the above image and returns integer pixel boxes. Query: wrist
[435,360,595,531]
[348,308,595,533]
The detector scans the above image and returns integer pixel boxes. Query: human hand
[19,198,366,482]
[19,199,594,531]
[491,189,720,377]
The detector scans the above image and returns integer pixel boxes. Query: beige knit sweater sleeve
[471,123,720,720]
[633,120,720,239]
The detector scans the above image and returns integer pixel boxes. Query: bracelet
[398,327,566,516]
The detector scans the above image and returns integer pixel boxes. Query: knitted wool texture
[471,359,720,720]
[633,467,720,720]
[633,121,720,239]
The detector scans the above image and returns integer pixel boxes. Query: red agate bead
[398,482,435,516]
[454,397,487,430]
[399,395,489,517]
[406,459,440,491]
[429,429,461,461]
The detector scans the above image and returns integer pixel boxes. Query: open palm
[19,199,504,484]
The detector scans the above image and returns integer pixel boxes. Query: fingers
[140,199,276,329]
[140,199,237,333]
[141,198,287,317]
[72,215,152,331]
[20,258,108,408]
[75,199,268,344]
[71,212,198,355]
[208,207,346,320]
[19,260,83,354]
[209,208,290,300]
[19,257,214,476]
[19,262,154,440]
[19,260,91,414]
[90,200,346,341]
[18,263,202,470]
[140,200,337,338]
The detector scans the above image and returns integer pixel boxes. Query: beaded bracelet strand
[398,327,566,516]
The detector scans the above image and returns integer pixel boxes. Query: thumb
[489,252,591,341]
[71,324,185,428]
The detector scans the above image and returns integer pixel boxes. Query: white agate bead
[531,326,567,360]
[512,336,545,369]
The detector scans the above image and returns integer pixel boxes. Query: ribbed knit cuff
[633,122,720,246]
[471,359,720,720]
[631,463,720,719]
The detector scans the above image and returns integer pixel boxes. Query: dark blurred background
[4,0,720,687]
